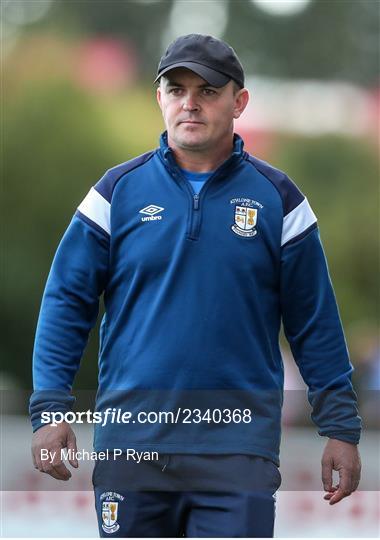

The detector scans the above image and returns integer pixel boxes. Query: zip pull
[161,455,170,472]
[193,194,199,210]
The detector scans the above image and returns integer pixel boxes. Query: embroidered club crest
[100,492,124,534]
[231,206,258,237]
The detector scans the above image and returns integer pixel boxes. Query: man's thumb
[67,431,78,468]
[321,457,333,491]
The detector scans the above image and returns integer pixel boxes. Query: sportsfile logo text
[41,407,253,427]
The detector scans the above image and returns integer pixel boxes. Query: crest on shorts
[231,206,258,237]
[100,491,124,534]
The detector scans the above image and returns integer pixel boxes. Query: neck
[167,134,234,173]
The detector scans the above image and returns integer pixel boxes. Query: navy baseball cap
[155,34,245,88]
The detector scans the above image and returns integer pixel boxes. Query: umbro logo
[139,205,164,216]
[139,204,164,222]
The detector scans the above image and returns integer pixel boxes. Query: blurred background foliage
[1,0,379,396]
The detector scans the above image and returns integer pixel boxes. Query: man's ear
[156,85,162,110]
[233,88,249,120]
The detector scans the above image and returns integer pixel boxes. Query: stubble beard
[172,127,212,153]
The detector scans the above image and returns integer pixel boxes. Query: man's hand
[321,438,361,505]
[31,422,78,481]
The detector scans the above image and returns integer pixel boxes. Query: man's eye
[169,88,182,95]
[202,88,216,95]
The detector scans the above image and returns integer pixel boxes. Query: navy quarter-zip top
[30,132,361,465]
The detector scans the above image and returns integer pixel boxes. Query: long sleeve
[280,226,362,444]
[29,212,109,431]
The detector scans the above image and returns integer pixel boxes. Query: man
[30,34,361,537]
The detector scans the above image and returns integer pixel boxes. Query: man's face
[156,68,248,152]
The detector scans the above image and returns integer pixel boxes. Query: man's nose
[182,94,200,112]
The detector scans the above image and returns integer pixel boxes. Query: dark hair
[232,80,242,94]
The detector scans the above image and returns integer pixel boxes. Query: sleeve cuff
[29,390,75,432]
[321,431,361,445]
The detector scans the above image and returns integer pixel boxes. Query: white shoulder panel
[281,197,317,247]
[77,187,111,235]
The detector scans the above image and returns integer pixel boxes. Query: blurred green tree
[28,0,380,86]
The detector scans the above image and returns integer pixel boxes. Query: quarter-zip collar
[157,131,245,241]
[158,130,245,172]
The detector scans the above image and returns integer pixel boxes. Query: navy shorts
[92,453,281,537]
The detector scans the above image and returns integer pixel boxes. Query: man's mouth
[179,120,205,125]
